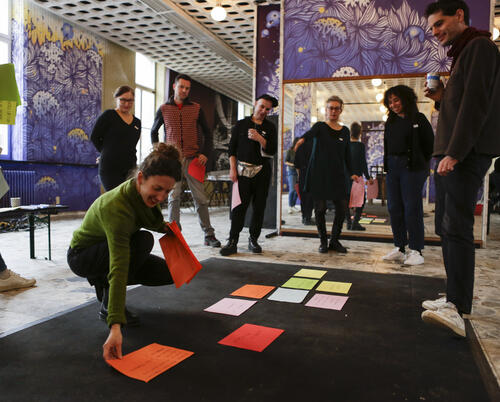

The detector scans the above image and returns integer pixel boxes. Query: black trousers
[229,163,271,241]
[99,168,131,191]
[434,152,492,315]
[67,230,173,293]
[314,199,347,241]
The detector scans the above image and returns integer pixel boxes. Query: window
[135,53,156,163]
[0,0,11,157]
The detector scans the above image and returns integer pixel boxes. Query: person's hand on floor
[103,323,123,360]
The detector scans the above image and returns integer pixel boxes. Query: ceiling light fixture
[211,1,227,22]
[372,78,382,87]
[375,93,384,102]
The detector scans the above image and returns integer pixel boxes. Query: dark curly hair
[383,85,419,124]
[138,143,182,181]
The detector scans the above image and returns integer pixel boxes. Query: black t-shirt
[385,115,411,155]
[90,109,141,173]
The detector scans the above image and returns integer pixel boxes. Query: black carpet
[0,258,493,402]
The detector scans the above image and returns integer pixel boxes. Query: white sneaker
[382,247,405,262]
[422,296,447,311]
[403,250,424,265]
[0,269,36,292]
[287,207,295,214]
[421,302,466,337]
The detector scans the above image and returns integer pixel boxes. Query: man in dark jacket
[151,74,220,247]
[421,0,500,337]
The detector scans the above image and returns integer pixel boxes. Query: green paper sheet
[282,277,318,290]
[0,63,21,125]
[316,280,352,294]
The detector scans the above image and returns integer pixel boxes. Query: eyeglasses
[326,106,342,112]
[119,98,135,103]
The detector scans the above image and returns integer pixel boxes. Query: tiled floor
[1,205,499,389]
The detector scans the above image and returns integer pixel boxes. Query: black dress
[91,109,141,191]
[302,122,352,201]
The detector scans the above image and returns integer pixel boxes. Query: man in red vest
[151,74,220,247]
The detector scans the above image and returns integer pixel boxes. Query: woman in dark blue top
[382,85,434,266]
[296,96,354,253]
[91,86,141,191]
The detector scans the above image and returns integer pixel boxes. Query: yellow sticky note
[0,101,18,124]
[316,280,352,294]
[294,268,327,279]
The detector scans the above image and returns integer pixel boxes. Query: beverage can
[426,72,440,91]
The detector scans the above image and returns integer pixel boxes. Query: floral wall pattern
[284,0,491,81]
[7,2,102,210]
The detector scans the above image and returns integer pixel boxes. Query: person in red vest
[151,74,220,248]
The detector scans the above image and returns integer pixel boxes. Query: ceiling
[284,76,433,129]
[32,0,279,105]
[32,0,500,106]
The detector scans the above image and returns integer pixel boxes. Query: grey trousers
[167,157,215,236]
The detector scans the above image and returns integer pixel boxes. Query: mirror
[280,76,485,246]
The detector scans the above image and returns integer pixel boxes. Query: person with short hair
[150,74,220,248]
[382,85,434,266]
[295,96,354,254]
[220,94,278,256]
[91,85,141,191]
[421,0,500,337]
[345,122,373,231]
[67,144,182,360]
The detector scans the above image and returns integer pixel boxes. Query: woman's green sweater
[70,178,166,326]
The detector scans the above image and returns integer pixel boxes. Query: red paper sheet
[218,323,284,352]
[106,343,194,383]
[159,221,202,288]
[187,157,206,183]
[349,177,365,208]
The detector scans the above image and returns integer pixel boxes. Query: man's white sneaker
[404,250,424,265]
[421,302,466,338]
[287,207,295,214]
[422,296,447,311]
[0,269,36,292]
[382,247,405,262]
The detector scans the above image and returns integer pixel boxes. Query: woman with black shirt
[296,96,354,254]
[382,85,434,265]
[91,86,141,191]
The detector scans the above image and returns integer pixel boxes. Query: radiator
[0,170,36,207]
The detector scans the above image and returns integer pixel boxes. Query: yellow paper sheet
[316,280,352,294]
[294,268,327,279]
[282,277,318,290]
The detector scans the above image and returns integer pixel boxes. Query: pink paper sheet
[305,294,349,311]
[231,181,241,211]
[204,297,256,316]
[349,178,365,208]
[366,180,379,200]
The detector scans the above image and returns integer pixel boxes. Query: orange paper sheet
[218,323,284,352]
[230,284,275,299]
[106,343,194,383]
[187,157,206,183]
[159,221,202,288]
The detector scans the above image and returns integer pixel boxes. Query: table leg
[47,214,51,261]
[29,213,35,259]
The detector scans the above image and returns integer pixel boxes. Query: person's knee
[132,231,154,252]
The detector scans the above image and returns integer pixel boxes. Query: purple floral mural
[284,0,491,81]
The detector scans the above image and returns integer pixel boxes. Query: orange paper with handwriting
[230,284,275,299]
[159,221,202,288]
[106,343,193,383]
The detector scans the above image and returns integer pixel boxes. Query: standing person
[67,144,182,360]
[346,122,373,231]
[150,74,220,247]
[421,0,500,337]
[294,138,315,226]
[295,96,354,254]
[382,85,434,266]
[0,252,36,292]
[91,86,141,191]
[220,95,278,256]
[285,138,299,214]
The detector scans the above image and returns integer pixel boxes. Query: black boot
[329,222,347,253]
[98,287,140,327]
[346,209,352,230]
[351,208,366,231]
[248,237,262,253]
[316,212,328,253]
[220,238,238,256]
